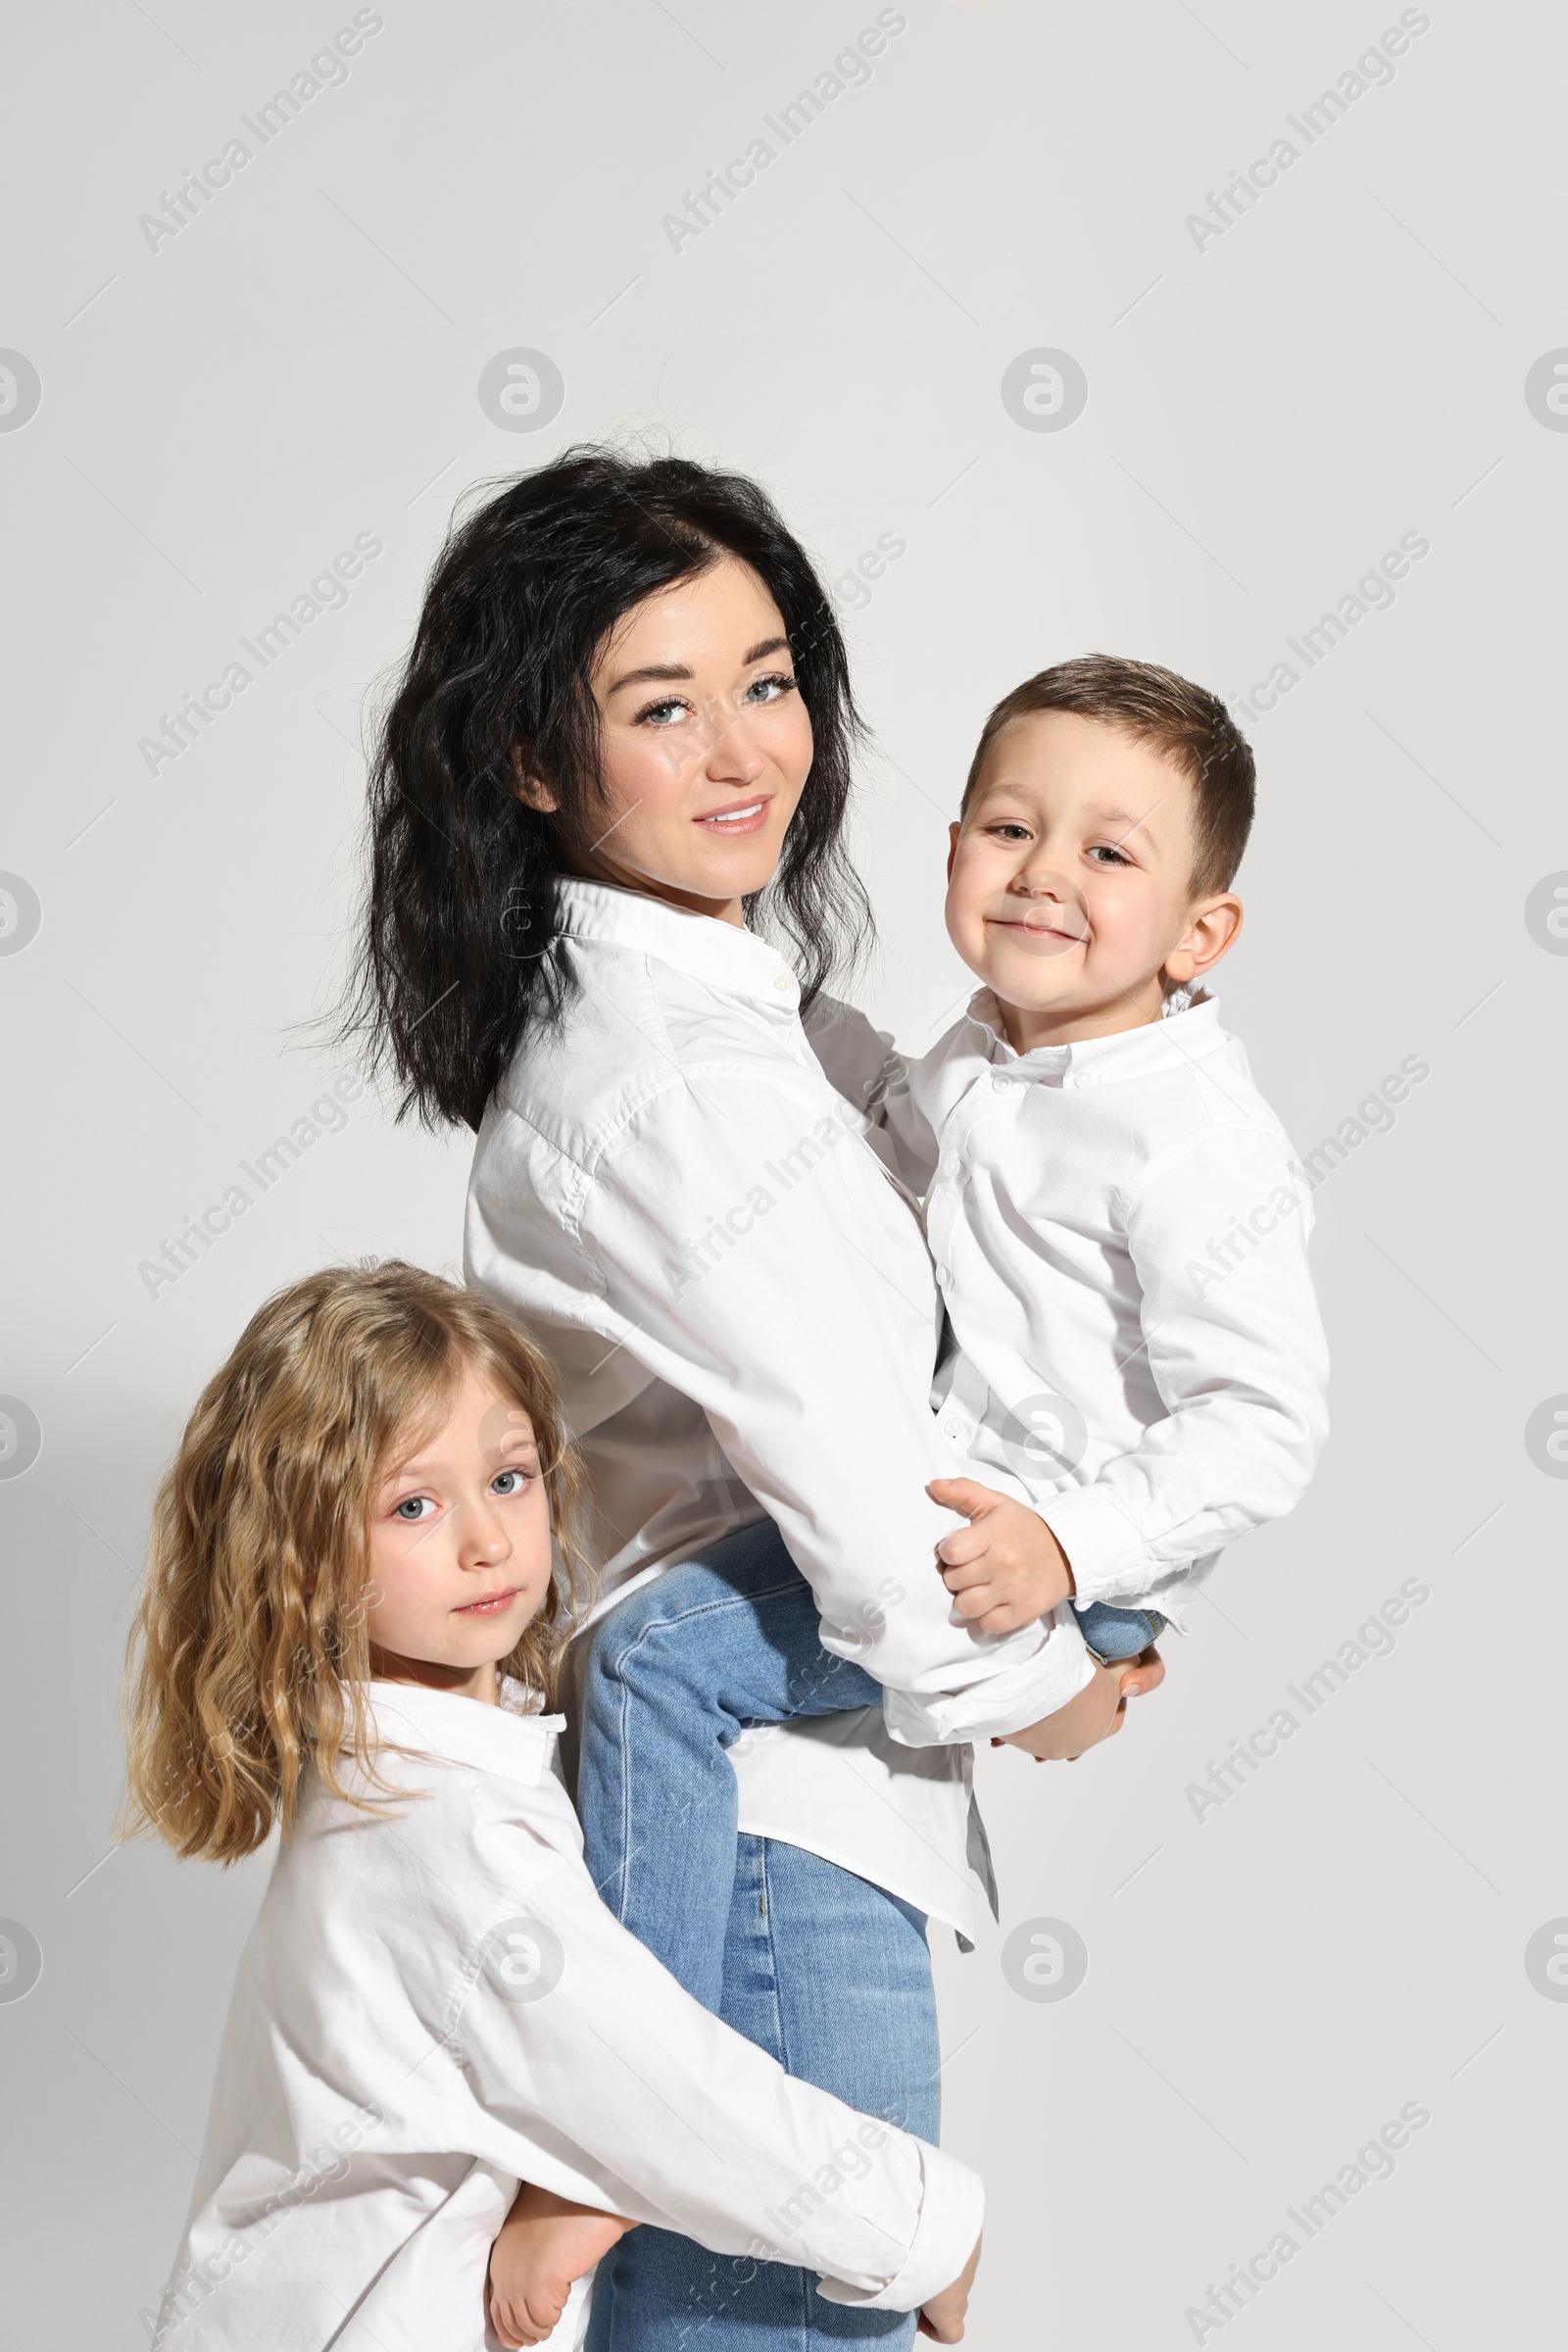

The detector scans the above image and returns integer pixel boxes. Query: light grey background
[2,2,1563,2344]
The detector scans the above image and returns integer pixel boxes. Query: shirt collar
[959,990,1227,1082]
[366,1679,564,1788]
[554,877,801,1011]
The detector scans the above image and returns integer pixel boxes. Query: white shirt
[465,882,1093,1936]
[159,1682,984,2351]
[891,993,1330,1618]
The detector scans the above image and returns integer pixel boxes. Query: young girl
[123,1261,982,2350]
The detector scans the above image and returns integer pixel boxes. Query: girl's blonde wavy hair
[122,1259,591,1865]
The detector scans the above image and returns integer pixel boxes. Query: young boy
[895,654,1329,1661]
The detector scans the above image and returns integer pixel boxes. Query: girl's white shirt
[158,1679,983,2351]
[465,880,1095,1936]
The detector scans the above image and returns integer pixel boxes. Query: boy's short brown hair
[961,654,1255,898]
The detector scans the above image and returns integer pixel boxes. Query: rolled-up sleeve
[481,1067,1092,1746]
[452,1852,982,2309]
[1041,1126,1330,1605]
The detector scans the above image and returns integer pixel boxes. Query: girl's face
[364,1364,554,1704]
[520,556,814,925]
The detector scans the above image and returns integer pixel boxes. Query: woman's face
[523,556,814,923]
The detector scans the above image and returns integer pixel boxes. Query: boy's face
[945,710,1241,1049]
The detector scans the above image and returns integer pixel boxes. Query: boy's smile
[945,710,1242,1053]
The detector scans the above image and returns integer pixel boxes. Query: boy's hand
[918,2230,982,2341]
[927,1478,1073,1630]
[488,2183,636,2348]
[995,1647,1163,1763]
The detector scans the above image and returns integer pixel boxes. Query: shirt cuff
[880,1608,1096,1747]
[1042,1486,1164,1608]
[816,2141,985,2313]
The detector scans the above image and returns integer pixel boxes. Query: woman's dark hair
[345,446,873,1131]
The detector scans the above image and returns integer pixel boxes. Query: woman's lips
[696,795,771,837]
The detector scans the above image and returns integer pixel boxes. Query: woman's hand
[994,1645,1163,1763]
[918,2230,982,2341]
[488,2183,636,2347]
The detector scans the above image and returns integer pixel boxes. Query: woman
[351,449,1157,2348]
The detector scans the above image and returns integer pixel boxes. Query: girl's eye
[490,1467,531,1496]
[743,670,796,706]
[394,1495,436,1522]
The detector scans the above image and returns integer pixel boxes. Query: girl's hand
[488,2183,636,2347]
[918,2230,982,2341]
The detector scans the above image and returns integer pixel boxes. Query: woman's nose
[700,698,766,779]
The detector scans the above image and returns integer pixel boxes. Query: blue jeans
[578,1519,939,2351]
[1073,1599,1166,1662]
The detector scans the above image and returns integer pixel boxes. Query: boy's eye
[988,822,1032,842]
[1088,844,1131,866]
[394,1494,436,1521]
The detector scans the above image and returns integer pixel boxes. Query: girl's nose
[459,1505,511,1568]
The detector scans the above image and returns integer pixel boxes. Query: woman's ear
[512,744,560,814]
[1164,894,1243,986]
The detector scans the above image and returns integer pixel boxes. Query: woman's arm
[472,1066,1093,1747]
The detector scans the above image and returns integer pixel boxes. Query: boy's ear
[1164,893,1243,986]
[946,820,960,883]
[512,744,559,814]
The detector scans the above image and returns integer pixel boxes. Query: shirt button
[1066,1064,1101,1089]
[934,1264,950,1287]
[943,1418,964,1441]
[772,974,792,995]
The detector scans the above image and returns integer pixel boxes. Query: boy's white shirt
[158,1679,983,2351]
[860,990,1330,1619]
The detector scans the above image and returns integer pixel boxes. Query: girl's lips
[696,795,771,837]
[454,1587,522,1616]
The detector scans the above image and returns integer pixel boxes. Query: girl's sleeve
[449,1853,983,2313]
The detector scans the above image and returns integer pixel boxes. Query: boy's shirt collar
[959,990,1228,1087]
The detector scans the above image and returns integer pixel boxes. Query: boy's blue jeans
[576,1517,940,2352]
[1074,1599,1167,1662]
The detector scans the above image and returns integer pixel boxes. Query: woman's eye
[636,697,690,727]
[394,1495,435,1521]
[744,671,796,705]
[490,1468,531,1496]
